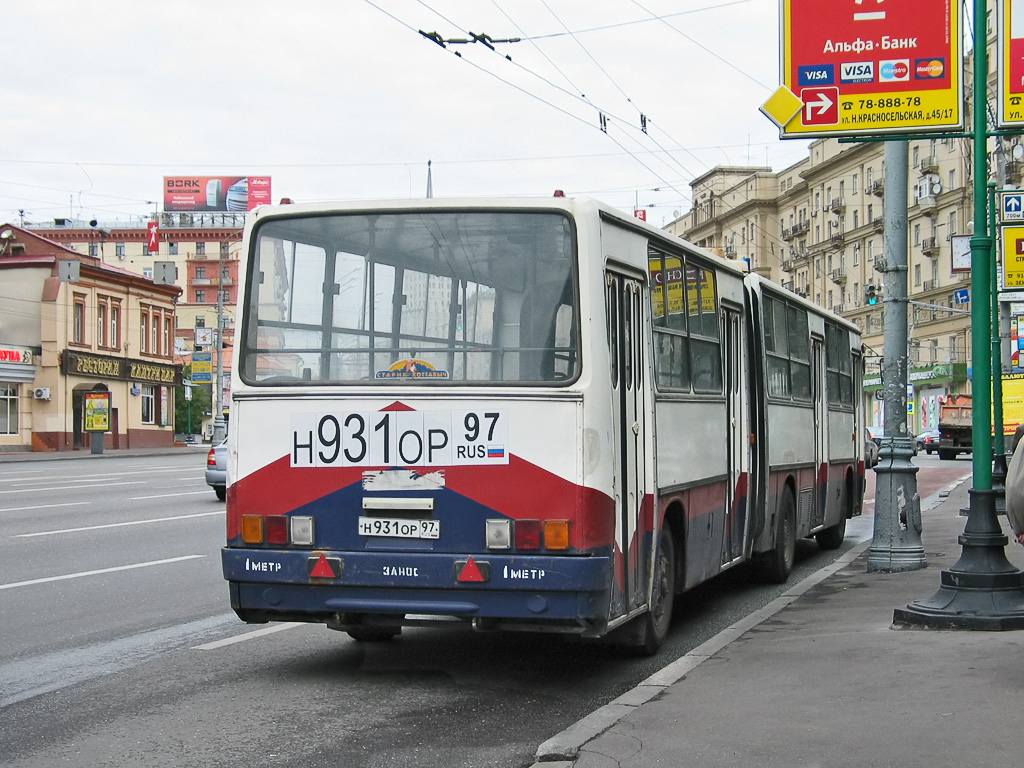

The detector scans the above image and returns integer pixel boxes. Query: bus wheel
[347,626,402,642]
[760,491,796,584]
[638,526,676,656]
[815,484,848,551]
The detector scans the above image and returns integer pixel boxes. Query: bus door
[812,336,827,528]
[606,271,649,613]
[723,307,747,565]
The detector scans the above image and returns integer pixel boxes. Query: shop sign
[63,350,182,386]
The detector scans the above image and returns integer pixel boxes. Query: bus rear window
[241,210,579,385]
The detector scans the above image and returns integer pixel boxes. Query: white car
[205,440,227,500]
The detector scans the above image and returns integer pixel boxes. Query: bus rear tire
[758,491,796,584]
[347,627,402,642]
[636,526,676,656]
[815,483,849,551]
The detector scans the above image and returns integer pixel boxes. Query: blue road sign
[1004,193,1024,221]
[954,288,970,304]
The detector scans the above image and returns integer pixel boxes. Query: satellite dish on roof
[1013,143,1024,161]
[931,182,943,194]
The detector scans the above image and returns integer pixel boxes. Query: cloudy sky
[1,0,819,229]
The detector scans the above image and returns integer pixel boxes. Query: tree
[175,365,212,435]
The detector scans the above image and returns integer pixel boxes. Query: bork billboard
[163,176,272,212]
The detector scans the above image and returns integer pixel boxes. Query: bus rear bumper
[223,547,613,631]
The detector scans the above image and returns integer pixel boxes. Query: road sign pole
[895,0,1024,629]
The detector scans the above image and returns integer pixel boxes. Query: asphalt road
[0,450,974,768]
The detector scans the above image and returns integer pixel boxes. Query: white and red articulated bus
[222,195,864,654]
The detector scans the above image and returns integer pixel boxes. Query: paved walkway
[533,473,1024,768]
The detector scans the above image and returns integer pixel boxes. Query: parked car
[206,440,227,501]
[916,429,940,455]
[867,426,882,446]
[865,437,880,467]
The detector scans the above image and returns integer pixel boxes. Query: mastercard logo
[915,58,946,79]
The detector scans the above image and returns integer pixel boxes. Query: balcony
[781,226,795,240]
[869,180,884,197]
[781,259,796,272]
[921,236,940,256]
[917,194,938,215]
[794,220,810,234]
[795,286,810,298]
[919,155,939,174]
[830,304,846,315]
[831,267,847,283]
[829,197,846,213]
[872,217,884,231]
[923,279,939,291]
[830,231,845,245]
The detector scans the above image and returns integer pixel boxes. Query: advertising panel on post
[772,0,964,138]
[999,0,1024,128]
[163,176,272,212]
[84,391,111,433]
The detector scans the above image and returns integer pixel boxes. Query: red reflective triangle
[310,554,335,579]
[458,557,486,583]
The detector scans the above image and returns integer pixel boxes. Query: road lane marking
[193,622,304,650]
[0,555,204,590]
[14,511,223,538]
[1,501,91,513]
[0,481,146,495]
[128,490,214,500]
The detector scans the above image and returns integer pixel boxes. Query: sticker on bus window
[374,359,450,379]
[290,409,509,467]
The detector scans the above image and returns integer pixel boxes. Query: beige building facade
[0,225,181,452]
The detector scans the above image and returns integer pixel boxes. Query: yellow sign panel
[1004,226,1024,288]
[999,0,1024,127]
[777,0,964,138]
[648,257,716,319]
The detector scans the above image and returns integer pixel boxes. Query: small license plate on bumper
[358,517,440,539]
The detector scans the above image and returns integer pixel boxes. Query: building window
[141,384,155,424]
[88,242,99,257]
[111,303,121,351]
[948,211,958,235]
[73,295,86,344]
[852,174,859,195]
[195,315,206,328]
[169,242,179,256]
[164,315,172,355]
[152,314,160,356]
[141,310,149,353]
[220,241,230,256]
[0,385,18,435]
[914,264,922,286]
[196,290,206,304]
[196,242,206,256]
[97,301,108,348]
[218,289,230,305]
[116,243,126,259]
[143,266,153,279]
[196,266,206,280]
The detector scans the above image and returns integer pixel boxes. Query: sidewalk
[534,474,1024,768]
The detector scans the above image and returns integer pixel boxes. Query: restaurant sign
[63,350,182,386]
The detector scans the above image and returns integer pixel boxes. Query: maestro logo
[914,58,945,79]
[879,60,910,82]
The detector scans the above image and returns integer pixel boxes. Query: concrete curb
[532,472,972,765]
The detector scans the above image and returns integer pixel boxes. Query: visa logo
[798,65,834,87]
[840,62,875,83]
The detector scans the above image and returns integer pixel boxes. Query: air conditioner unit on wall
[32,387,51,400]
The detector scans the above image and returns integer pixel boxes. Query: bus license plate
[358,517,440,539]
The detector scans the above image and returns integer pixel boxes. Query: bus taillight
[240,514,315,546]
[486,519,569,551]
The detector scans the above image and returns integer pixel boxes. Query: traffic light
[865,283,878,305]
